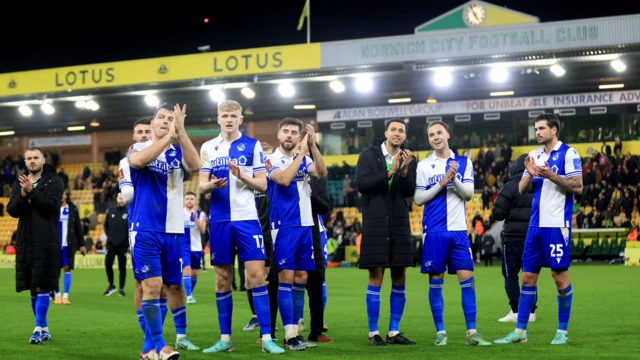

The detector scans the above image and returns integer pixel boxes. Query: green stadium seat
[587,239,600,256]
[609,239,619,256]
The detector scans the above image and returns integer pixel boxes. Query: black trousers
[105,246,127,289]
[502,238,537,313]
[306,230,326,340]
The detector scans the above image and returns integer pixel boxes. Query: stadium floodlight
[67,126,85,131]
[0,131,15,136]
[388,98,411,104]
[86,100,99,111]
[489,65,509,83]
[241,87,255,99]
[75,101,87,109]
[278,83,295,97]
[611,60,626,72]
[490,91,515,97]
[599,84,624,90]
[209,87,225,103]
[355,75,373,93]
[145,95,160,107]
[433,69,452,87]
[329,80,345,93]
[41,103,55,115]
[294,104,316,110]
[550,64,566,77]
[19,105,33,116]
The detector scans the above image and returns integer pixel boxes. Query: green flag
[297,0,308,31]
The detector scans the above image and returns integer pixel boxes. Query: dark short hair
[133,117,151,130]
[535,113,561,134]
[25,147,45,157]
[185,191,197,197]
[154,103,174,118]
[385,118,408,132]
[278,117,303,132]
[427,120,449,133]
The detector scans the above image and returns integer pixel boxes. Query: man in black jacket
[492,154,537,323]
[103,191,129,297]
[53,189,86,305]
[306,144,333,343]
[7,147,64,344]
[355,119,417,346]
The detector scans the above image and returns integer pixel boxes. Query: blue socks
[389,285,406,333]
[183,276,193,297]
[191,277,198,293]
[557,284,573,331]
[429,278,445,332]
[63,272,71,294]
[278,283,294,326]
[460,277,477,331]
[136,309,146,333]
[292,282,305,324]
[517,285,537,331]
[172,306,187,336]
[216,291,233,336]
[142,299,166,353]
[366,285,381,333]
[322,280,327,311]
[252,285,272,337]
[35,291,50,328]
[160,298,168,325]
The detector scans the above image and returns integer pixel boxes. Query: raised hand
[305,124,316,147]
[390,151,401,176]
[209,174,229,190]
[300,133,310,156]
[173,104,187,134]
[438,161,457,187]
[524,156,539,177]
[227,161,242,179]
[19,174,33,194]
[399,149,413,174]
[537,160,554,179]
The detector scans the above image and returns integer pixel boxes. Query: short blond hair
[217,100,242,114]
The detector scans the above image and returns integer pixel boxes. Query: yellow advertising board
[0,43,321,97]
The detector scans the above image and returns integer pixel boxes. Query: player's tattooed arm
[550,174,584,195]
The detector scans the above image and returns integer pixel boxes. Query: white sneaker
[529,313,536,322]
[498,310,518,322]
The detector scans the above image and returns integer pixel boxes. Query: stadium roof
[1,13,639,136]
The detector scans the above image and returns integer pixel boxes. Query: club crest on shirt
[122,213,128,220]
[237,143,246,151]
[552,153,559,161]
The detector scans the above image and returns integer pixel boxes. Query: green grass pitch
[0,265,638,359]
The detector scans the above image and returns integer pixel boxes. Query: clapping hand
[438,160,458,187]
[399,149,413,176]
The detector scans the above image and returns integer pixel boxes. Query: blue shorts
[523,226,571,274]
[182,248,203,270]
[131,230,183,285]
[209,220,266,266]
[421,231,474,275]
[60,246,69,267]
[272,226,315,272]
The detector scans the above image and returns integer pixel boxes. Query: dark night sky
[2,0,640,74]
